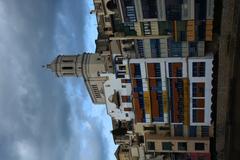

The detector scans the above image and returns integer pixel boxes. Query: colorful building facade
[47,0,216,159]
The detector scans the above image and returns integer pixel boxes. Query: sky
[0,0,117,160]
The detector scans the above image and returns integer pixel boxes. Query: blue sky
[0,0,117,159]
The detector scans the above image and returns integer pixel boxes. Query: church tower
[46,54,83,77]
[46,52,113,104]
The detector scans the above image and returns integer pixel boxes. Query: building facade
[47,0,215,159]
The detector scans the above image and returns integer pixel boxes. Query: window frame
[195,143,205,151]
[162,142,173,151]
[178,142,188,151]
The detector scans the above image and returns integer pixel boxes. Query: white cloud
[0,0,117,160]
[65,79,115,160]
[15,140,38,160]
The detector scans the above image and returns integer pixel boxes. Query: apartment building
[46,0,215,159]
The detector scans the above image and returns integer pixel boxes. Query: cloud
[0,0,116,160]
[64,79,117,160]
[15,140,38,160]
[0,1,71,159]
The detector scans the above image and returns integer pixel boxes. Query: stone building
[47,0,215,159]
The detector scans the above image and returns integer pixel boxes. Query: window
[136,40,144,58]
[147,63,160,77]
[126,6,137,22]
[178,142,187,151]
[150,39,160,58]
[176,79,183,93]
[142,22,151,35]
[121,96,131,103]
[199,86,205,96]
[192,99,205,108]
[122,85,126,88]
[120,0,136,22]
[115,56,123,64]
[157,91,164,122]
[119,65,126,70]
[199,62,205,76]
[141,0,158,18]
[125,113,129,117]
[169,41,182,57]
[189,42,198,57]
[116,73,125,78]
[121,79,131,83]
[135,79,143,88]
[130,63,141,78]
[138,93,144,108]
[124,108,132,111]
[192,62,206,77]
[159,21,173,35]
[162,142,172,150]
[62,67,73,70]
[193,109,205,123]
[195,0,207,20]
[174,125,183,137]
[176,69,182,77]
[192,83,205,97]
[198,22,206,42]
[156,79,162,90]
[189,126,197,137]
[147,142,155,150]
[201,126,209,137]
[138,136,144,143]
[165,0,181,20]
[63,73,73,76]
[155,63,161,77]
[62,60,73,63]
[168,63,182,77]
[195,143,205,151]
[91,85,101,99]
[121,149,129,152]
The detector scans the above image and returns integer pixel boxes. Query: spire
[90,10,96,14]
[45,56,58,73]
[46,62,56,71]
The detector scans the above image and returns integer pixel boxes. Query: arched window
[106,0,117,11]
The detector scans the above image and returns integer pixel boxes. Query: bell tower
[46,54,83,77]
[46,52,113,104]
